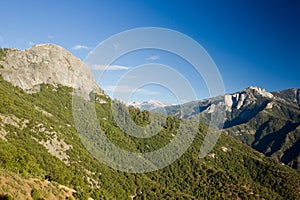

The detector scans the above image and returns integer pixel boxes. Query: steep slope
[0,45,299,199]
[272,88,300,108]
[161,86,300,169]
[0,168,75,200]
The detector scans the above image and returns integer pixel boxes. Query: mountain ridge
[159,86,300,169]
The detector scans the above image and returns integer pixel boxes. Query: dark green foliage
[31,189,42,200]
[0,47,8,61]
[0,75,299,199]
[0,141,42,177]
[0,194,13,200]
[129,106,151,126]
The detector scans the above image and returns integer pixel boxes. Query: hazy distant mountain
[0,45,299,199]
[160,86,300,169]
[128,99,170,111]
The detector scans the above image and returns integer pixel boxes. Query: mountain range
[156,86,300,170]
[0,44,299,199]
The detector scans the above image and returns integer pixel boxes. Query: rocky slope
[0,168,75,200]
[0,44,104,97]
[160,86,300,169]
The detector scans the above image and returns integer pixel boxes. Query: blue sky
[0,0,299,104]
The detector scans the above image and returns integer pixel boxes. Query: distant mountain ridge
[128,99,171,111]
[159,86,300,169]
[272,88,300,108]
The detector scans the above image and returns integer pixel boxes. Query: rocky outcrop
[0,44,104,98]
[296,89,300,107]
[223,86,273,112]
[245,86,274,99]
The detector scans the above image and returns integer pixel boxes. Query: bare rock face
[0,44,103,97]
[296,89,300,107]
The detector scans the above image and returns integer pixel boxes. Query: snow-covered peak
[147,99,169,106]
[128,99,170,111]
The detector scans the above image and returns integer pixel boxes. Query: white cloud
[113,43,120,50]
[72,44,90,50]
[146,55,160,61]
[29,41,35,46]
[105,85,159,95]
[48,35,54,39]
[91,64,130,71]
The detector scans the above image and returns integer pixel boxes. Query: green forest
[0,75,299,199]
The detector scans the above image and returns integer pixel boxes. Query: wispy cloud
[29,41,35,46]
[113,43,120,50]
[105,85,160,95]
[72,44,90,50]
[91,64,130,71]
[48,35,54,39]
[146,55,160,61]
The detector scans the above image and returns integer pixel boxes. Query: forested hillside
[0,75,299,199]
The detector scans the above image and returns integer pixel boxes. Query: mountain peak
[244,86,273,98]
[28,44,75,57]
[31,43,65,49]
[0,43,102,97]
[146,99,168,105]
[128,99,170,111]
